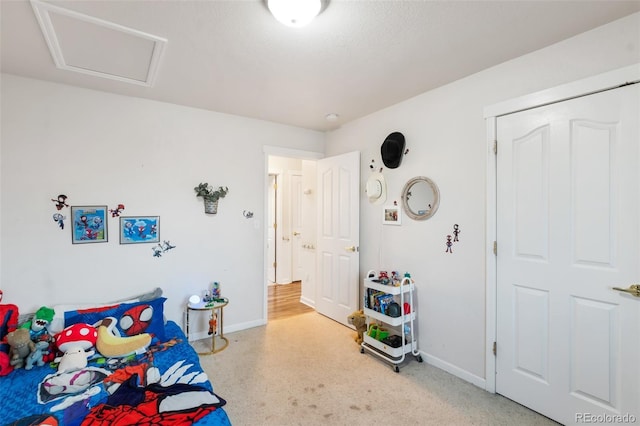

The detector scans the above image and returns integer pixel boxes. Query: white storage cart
[360,270,422,372]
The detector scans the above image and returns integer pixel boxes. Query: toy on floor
[347,310,367,345]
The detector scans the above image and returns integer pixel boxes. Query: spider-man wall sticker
[51,194,68,210]
[445,235,453,253]
[52,213,66,230]
[109,204,125,218]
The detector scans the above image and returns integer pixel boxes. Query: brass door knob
[612,284,640,297]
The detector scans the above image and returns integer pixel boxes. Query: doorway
[263,148,361,326]
[266,154,318,320]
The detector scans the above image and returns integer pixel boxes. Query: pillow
[49,288,163,334]
[64,298,166,341]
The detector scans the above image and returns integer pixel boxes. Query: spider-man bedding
[1,321,231,426]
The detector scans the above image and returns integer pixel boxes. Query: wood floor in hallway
[268,281,314,320]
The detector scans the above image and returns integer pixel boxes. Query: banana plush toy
[95,317,151,358]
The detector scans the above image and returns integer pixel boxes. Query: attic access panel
[31,0,166,86]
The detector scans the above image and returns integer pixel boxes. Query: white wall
[325,13,640,385]
[0,75,324,336]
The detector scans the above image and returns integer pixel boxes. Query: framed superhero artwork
[71,205,108,244]
[119,216,160,244]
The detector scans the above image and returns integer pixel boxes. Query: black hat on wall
[381,132,405,169]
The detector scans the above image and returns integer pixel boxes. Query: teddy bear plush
[7,328,35,369]
[347,310,367,345]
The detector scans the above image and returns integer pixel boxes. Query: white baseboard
[225,319,266,334]
[187,318,266,341]
[300,296,315,308]
[420,350,487,390]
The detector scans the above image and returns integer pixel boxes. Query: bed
[1,295,231,426]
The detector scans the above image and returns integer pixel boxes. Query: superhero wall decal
[445,224,461,254]
[48,194,177,258]
[51,194,69,230]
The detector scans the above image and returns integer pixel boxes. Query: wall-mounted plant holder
[205,200,219,214]
[194,183,228,215]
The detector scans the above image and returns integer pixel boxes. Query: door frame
[267,172,279,284]
[289,170,303,282]
[483,64,640,393]
[263,146,324,323]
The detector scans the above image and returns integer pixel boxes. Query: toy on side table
[347,310,367,345]
[208,313,218,336]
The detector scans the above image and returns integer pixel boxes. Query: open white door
[316,151,360,326]
[496,84,639,424]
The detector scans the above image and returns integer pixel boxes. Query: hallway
[268,281,314,320]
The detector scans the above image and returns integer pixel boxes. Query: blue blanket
[1,321,231,426]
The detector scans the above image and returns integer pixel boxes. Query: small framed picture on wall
[119,216,160,244]
[383,205,401,225]
[71,205,108,244]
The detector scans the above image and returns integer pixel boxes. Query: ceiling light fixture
[325,113,339,122]
[267,0,324,28]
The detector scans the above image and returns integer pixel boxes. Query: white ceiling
[2,0,639,131]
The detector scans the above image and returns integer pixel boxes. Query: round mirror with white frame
[401,176,440,220]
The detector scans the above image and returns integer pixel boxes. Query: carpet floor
[196,311,558,426]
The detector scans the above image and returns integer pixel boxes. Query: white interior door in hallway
[267,174,277,284]
[290,172,303,282]
[496,84,639,425]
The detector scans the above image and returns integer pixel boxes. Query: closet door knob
[612,284,640,297]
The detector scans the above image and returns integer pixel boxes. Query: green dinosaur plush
[20,306,55,342]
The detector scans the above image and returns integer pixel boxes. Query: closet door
[496,84,639,424]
